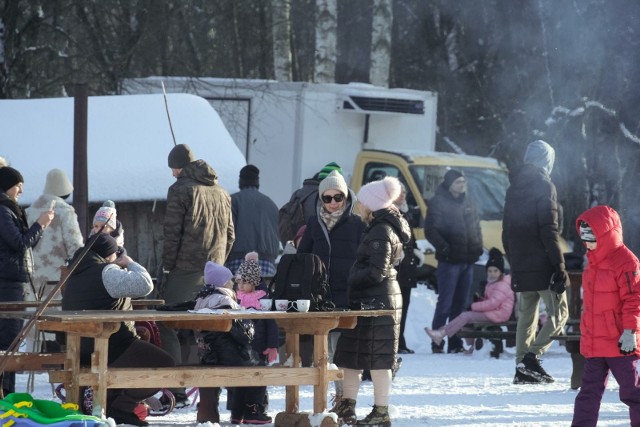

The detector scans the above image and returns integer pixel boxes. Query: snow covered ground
[17,285,632,426]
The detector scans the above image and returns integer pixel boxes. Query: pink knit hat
[357,176,402,212]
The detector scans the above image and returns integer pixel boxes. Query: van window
[410,165,508,221]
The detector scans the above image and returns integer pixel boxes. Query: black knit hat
[0,167,24,192]
[168,144,195,168]
[91,233,119,259]
[442,169,464,190]
[239,164,260,188]
[485,247,505,273]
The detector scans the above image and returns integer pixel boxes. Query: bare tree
[313,0,337,83]
[272,0,292,81]
[369,0,392,87]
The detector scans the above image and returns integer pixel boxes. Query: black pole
[73,84,89,239]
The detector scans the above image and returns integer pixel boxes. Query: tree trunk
[314,0,337,83]
[369,0,392,87]
[272,0,292,81]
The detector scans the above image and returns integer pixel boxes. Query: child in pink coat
[426,248,514,352]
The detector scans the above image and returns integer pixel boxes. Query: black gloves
[550,270,570,294]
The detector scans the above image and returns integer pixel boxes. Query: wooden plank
[0,352,65,371]
[37,320,120,336]
[456,330,516,339]
[162,319,231,331]
[102,367,343,388]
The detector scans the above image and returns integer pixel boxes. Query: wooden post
[72,84,89,239]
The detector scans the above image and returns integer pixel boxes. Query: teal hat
[317,162,343,180]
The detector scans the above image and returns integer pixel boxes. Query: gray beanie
[168,144,195,168]
[524,140,555,176]
[318,170,348,197]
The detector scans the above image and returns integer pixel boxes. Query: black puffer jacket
[424,185,483,264]
[62,250,135,365]
[502,164,565,292]
[334,208,411,371]
[0,193,43,282]
[298,192,365,309]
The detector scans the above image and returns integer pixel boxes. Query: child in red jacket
[572,205,640,427]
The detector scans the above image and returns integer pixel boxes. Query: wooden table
[0,299,165,311]
[0,309,390,424]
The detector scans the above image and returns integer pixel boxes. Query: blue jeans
[431,261,474,338]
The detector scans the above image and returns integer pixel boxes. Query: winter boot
[521,352,554,383]
[431,340,445,354]
[356,405,391,426]
[330,397,356,425]
[329,393,343,413]
[243,403,272,425]
[424,326,446,346]
[513,365,542,384]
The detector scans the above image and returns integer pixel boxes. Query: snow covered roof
[0,93,246,205]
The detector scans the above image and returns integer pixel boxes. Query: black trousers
[108,339,175,412]
[0,280,25,395]
[399,285,412,349]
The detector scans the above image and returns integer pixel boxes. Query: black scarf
[0,193,29,232]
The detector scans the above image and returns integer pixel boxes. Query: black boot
[243,403,272,425]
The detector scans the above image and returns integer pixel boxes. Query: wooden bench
[0,351,66,372]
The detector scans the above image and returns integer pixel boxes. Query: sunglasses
[321,193,345,204]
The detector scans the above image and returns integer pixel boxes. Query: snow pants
[572,355,640,427]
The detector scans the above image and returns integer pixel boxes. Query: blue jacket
[0,193,43,282]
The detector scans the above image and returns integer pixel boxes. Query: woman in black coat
[0,167,53,395]
[332,176,411,427]
[297,170,365,397]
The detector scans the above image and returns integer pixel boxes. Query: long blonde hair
[357,202,374,224]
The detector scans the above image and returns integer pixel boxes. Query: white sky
[19,286,632,426]
[0,93,246,205]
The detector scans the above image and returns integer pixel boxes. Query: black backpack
[278,191,314,245]
[270,253,334,312]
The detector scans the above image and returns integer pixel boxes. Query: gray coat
[229,187,280,262]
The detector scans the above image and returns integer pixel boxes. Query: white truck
[124,77,510,257]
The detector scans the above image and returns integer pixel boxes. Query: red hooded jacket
[577,205,640,358]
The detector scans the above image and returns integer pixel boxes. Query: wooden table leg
[313,333,329,414]
[91,335,110,418]
[284,331,301,413]
[65,334,81,404]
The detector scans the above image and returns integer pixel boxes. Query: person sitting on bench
[425,248,514,354]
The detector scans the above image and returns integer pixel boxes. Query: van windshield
[410,165,509,221]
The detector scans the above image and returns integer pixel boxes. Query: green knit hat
[317,162,343,180]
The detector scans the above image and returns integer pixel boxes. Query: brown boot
[330,397,356,425]
[356,405,391,426]
[196,387,220,423]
